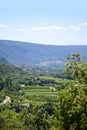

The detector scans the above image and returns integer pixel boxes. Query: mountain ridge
[0,40,87,67]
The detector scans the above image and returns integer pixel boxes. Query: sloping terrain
[0,40,87,67]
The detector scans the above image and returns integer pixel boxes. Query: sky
[0,0,87,45]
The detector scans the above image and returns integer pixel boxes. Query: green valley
[0,44,87,130]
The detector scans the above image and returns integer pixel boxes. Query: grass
[21,85,58,105]
[39,76,71,83]
[20,76,72,105]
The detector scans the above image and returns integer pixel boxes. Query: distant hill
[0,40,87,67]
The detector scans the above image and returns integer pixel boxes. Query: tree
[57,53,87,130]
[65,53,87,84]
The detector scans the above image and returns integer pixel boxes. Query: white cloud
[69,25,80,31]
[0,24,8,29]
[17,28,25,32]
[79,22,87,26]
[32,25,66,31]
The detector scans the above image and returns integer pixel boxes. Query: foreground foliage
[0,53,87,130]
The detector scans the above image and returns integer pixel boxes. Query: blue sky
[0,0,87,45]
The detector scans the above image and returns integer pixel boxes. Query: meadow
[20,76,71,105]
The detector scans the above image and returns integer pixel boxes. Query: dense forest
[0,53,87,130]
[0,40,87,66]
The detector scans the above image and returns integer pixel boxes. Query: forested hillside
[0,40,87,67]
[0,53,87,130]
